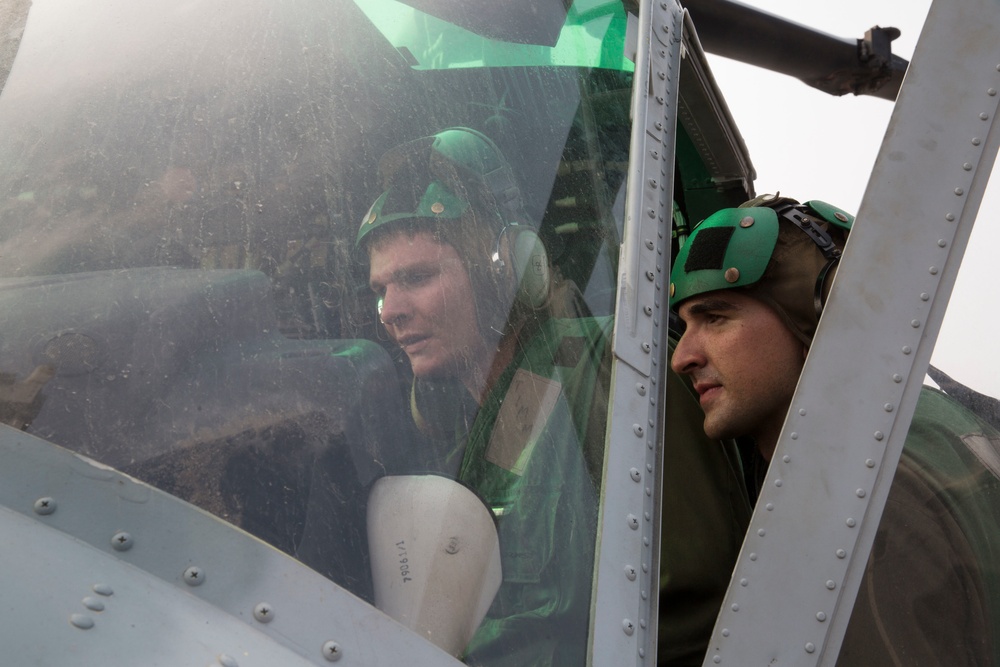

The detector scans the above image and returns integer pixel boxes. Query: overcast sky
[702,0,1000,397]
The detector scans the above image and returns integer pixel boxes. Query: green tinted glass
[354,0,634,71]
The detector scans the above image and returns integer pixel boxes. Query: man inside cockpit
[357,127,611,667]
[669,194,1000,665]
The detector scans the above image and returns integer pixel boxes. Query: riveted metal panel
[704,0,1000,664]
[0,425,462,666]
[596,0,682,664]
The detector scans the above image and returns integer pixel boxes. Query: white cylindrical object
[367,475,502,656]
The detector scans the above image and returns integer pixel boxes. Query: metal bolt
[630,468,642,483]
[627,514,639,530]
[92,584,113,596]
[322,641,343,662]
[633,424,644,437]
[623,619,636,636]
[846,517,857,528]
[253,603,274,623]
[836,549,847,559]
[69,614,94,630]
[184,566,205,586]
[82,597,105,612]
[805,643,816,654]
[34,497,56,515]
[111,532,133,551]
[856,489,867,498]
[874,431,884,441]
[636,383,647,396]
[816,612,827,622]
[625,565,637,581]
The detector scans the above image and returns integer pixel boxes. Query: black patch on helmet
[382,169,430,217]
[684,226,735,272]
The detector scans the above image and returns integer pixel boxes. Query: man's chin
[702,415,739,441]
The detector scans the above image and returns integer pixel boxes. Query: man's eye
[402,271,433,287]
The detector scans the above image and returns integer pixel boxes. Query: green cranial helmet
[356,127,523,249]
[670,194,854,345]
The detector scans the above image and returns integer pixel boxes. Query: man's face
[368,230,493,391]
[671,290,807,458]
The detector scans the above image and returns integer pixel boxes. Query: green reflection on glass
[354,0,634,72]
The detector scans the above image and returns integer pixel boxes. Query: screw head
[34,497,57,515]
[322,641,343,662]
[253,603,274,623]
[183,566,205,586]
[111,532,133,551]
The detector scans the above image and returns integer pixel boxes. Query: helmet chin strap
[774,202,843,318]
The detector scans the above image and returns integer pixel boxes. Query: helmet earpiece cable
[814,256,839,317]
[775,203,843,318]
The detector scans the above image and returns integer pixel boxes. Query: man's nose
[379,285,409,327]
[670,331,704,375]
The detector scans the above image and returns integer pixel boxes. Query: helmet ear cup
[492,225,550,310]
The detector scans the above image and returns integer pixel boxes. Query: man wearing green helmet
[669,195,1000,664]
[357,127,611,666]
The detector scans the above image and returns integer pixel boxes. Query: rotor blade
[682,0,908,100]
